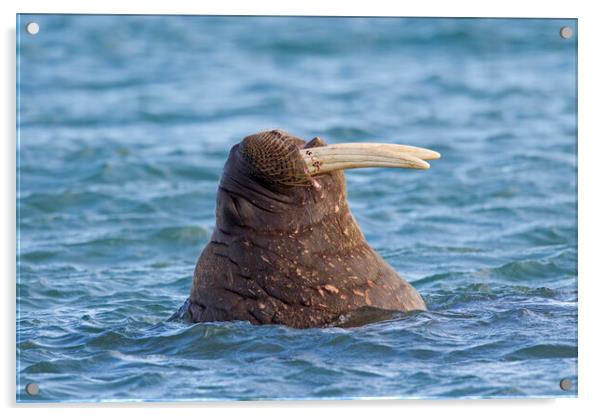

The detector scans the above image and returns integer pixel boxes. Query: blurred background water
[16,15,577,401]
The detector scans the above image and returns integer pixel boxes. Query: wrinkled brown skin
[179,130,426,329]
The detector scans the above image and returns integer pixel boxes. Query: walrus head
[184,129,440,328]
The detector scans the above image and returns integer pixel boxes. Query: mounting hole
[559,378,572,391]
[559,26,573,39]
[26,22,40,35]
[25,383,39,396]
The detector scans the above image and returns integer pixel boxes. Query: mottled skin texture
[179,130,426,328]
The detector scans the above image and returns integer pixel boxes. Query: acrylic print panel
[16,15,577,402]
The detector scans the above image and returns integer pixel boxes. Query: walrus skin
[175,130,427,328]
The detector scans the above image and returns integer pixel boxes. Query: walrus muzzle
[177,129,440,328]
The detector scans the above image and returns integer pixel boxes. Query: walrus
[174,129,440,328]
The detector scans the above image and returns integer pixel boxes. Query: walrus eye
[300,142,440,174]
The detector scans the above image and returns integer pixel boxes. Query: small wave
[20,250,59,262]
[489,257,573,282]
[504,344,577,361]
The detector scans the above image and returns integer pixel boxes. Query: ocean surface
[16,16,577,401]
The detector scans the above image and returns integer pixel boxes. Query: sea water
[17,16,577,401]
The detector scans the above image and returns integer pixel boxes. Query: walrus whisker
[301,143,439,174]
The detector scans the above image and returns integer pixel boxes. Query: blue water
[17,15,577,401]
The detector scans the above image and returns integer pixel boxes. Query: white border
[3,1,601,415]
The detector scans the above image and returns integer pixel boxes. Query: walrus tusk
[301,143,441,174]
